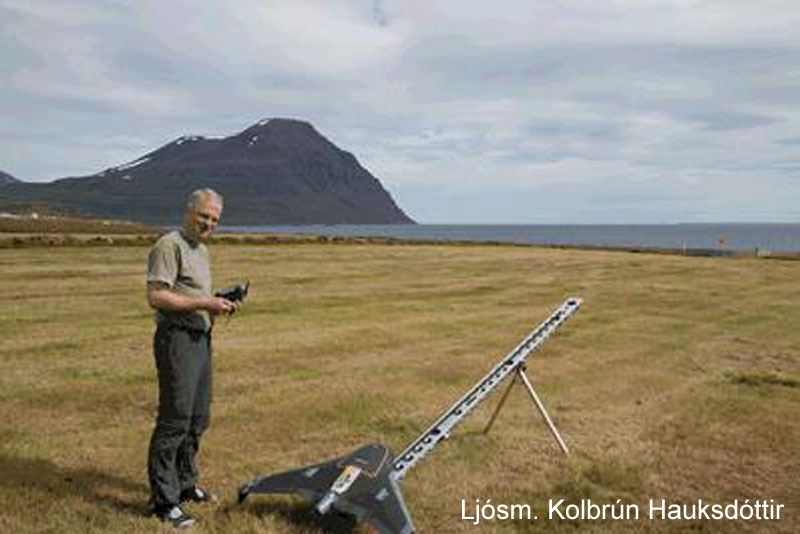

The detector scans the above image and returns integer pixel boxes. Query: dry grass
[0,242,797,533]
[0,215,157,235]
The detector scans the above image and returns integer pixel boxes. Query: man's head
[183,188,223,242]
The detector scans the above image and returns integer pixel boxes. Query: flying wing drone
[238,297,582,533]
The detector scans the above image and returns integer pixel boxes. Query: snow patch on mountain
[116,157,150,171]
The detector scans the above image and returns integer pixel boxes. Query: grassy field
[0,242,797,533]
[0,215,156,235]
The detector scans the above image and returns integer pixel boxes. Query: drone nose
[316,491,338,515]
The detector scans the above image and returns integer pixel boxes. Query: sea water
[221,224,800,252]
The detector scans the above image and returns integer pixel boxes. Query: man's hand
[205,295,237,315]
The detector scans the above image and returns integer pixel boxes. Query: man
[146,188,236,528]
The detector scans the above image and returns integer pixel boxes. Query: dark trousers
[148,323,212,508]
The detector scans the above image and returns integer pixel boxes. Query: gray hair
[186,188,223,211]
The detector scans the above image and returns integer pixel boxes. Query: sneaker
[154,504,195,529]
[180,486,218,504]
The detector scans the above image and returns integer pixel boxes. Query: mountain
[1,119,415,225]
[0,170,20,185]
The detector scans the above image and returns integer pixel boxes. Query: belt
[157,322,211,337]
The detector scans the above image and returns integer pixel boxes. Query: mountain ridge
[0,170,20,185]
[2,118,415,225]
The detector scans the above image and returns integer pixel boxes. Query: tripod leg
[482,371,518,434]
[517,369,570,455]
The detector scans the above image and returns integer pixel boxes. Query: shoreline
[2,216,797,258]
[2,230,798,260]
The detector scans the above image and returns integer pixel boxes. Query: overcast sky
[1,1,799,223]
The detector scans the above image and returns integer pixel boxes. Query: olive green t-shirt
[146,229,212,331]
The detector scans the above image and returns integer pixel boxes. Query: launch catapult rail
[238,297,582,534]
[390,296,581,481]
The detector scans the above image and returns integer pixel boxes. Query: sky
[1,0,799,224]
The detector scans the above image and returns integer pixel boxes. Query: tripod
[482,362,570,455]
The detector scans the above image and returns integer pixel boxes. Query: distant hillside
[0,170,20,185]
[0,213,156,235]
[1,119,415,225]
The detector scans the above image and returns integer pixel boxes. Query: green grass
[0,243,798,533]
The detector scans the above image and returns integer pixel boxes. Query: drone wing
[238,458,342,502]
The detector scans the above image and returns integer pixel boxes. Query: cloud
[1,0,798,222]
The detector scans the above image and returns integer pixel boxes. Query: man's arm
[147,282,235,314]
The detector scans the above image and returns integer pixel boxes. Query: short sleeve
[147,239,178,288]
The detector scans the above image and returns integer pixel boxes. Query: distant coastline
[3,217,799,259]
[221,223,800,253]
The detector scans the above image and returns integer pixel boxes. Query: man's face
[184,197,222,242]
